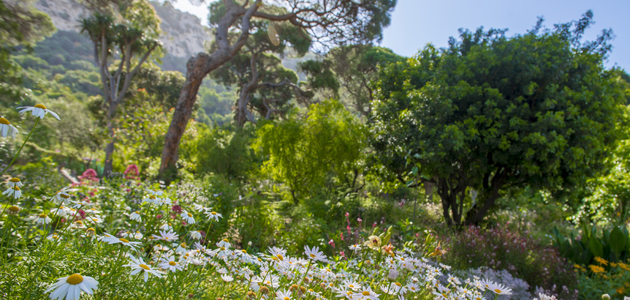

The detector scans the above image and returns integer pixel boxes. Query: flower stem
[0,118,40,175]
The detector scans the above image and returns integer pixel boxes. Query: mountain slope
[34,0,212,59]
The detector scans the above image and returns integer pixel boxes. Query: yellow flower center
[495,289,502,294]
[139,264,150,270]
[277,254,283,261]
[9,178,20,182]
[14,187,20,191]
[221,247,225,250]
[284,298,289,300]
[135,211,139,214]
[362,291,370,296]
[60,193,69,198]
[34,104,47,109]
[39,213,47,218]
[87,228,95,232]
[310,254,316,258]
[187,213,192,217]
[169,261,176,266]
[395,282,402,286]
[0,117,10,125]
[242,250,247,253]
[119,238,129,243]
[180,243,186,247]
[8,206,19,212]
[66,274,84,285]
[75,221,83,225]
[349,285,354,288]
[211,211,217,215]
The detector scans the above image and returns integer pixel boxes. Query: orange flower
[594,257,609,266]
[588,264,605,273]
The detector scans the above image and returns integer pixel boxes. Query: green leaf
[609,227,627,256]
[588,236,604,258]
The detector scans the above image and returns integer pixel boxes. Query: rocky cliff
[34,0,212,58]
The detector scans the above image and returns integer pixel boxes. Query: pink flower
[357,217,362,223]
[340,233,344,241]
[372,222,377,228]
[172,205,182,213]
[78,169,99,182]
[345,212,349,217]
[156,214,163,219]
[77,209,86,219]
[124,164,139,179]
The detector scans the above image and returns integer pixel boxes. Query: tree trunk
[158,2,261,177]
[103,103,117,176]
[159,54,211,175]
[237,88,251,127]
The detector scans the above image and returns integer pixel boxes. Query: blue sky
[173,0,629,70]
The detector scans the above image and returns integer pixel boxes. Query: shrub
[552,225,630,266]
[442,225,578,298]
[575,258,630,299]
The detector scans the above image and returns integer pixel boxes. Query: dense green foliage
[2,2,630,298]
[254,100,367,202]
[371,16,626,228]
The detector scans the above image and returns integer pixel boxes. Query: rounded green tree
[371,13,627,227]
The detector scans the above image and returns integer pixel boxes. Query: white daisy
[45,273,98,300]
[189,231,202,240]
[7,205,20,215]
[482,280,513,295]
[216,239,231,248]
[0,117,18,138]
[158,256,183,272]
[204,210,222,221]
[35,213,51,225]
[221,274,234,282]
[18,104,60,120]
[353,286,380,300]
[85,215,103,225]
[50,206,70,218]
[349,244,362,251]
[159,223,173,232]
[268,246,287,262]
[304,245,327,262]
[7,177,23,188]
[152,230,178,242]
[181,210,195,224]
[130,211,141,221]
[175,242,188,254]
[52,190,72,205]
[3,186,21,199]
[124,255,162,282]
[101,233,142,250]
[277,289,297,300]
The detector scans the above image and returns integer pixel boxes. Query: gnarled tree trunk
[159,1,261,176]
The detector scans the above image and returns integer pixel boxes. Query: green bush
[552,224,630,266]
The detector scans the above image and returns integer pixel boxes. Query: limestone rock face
[34,0,212,58]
